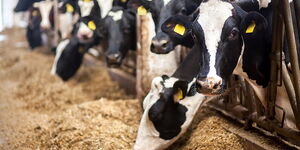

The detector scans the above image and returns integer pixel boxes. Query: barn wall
[0,0,26,32]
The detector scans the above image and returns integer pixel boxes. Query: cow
[128,0,201,54]
[26,7,43,49]
[96,6,136,67]
[134,45,207,150]
[32,0,58,50]
[58,0,80,39]
[51,16,101,80]
[161,0,299,131]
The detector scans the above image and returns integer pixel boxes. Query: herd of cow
[14,0,300,149]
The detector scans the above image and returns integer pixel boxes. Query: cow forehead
[198,0,233,38]
[79,22,91,31]
[108,10,123,21]
[197,0,233,50]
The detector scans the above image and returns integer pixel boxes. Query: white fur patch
[78,0,95,17]
[51,39,70,75]
[108,10,123,21]
[88,48,99,57]
[197,0,233,79]
[163,0,171,6]
[258,0,271,9]
[97,0,113,18]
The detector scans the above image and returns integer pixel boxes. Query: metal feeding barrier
[206,0,300,147]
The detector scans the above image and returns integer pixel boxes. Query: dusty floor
[0,28,249,150]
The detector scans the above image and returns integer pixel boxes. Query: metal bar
[282,0,300,120]
[293,0,300,37]
[267,0,281,119]
[282,61,300,129]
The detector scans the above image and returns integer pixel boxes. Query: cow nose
[41,25,50,31]
[196,77,222,94]
[150,39,168,54]
[106,52,121,63]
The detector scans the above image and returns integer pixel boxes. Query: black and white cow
[96,6,136,67]
[135,45,207,150]
[51,16,101,80]
[129,0,201,54]
[162,0,298,130]
[32,0,58,50]
[26,7,43,49]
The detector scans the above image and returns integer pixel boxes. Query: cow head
[128,0,200,54]
[162,0,270,95]
[75,16,101,44]
[58,0,79,39]
[135,75,204,150]
[97,7,136,67]
[33,0,54,30]
[78,0,100,17]
[51,37,89,81]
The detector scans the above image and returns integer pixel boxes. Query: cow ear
[161,15,192,39]
[173,80,189,102]
[240,12,268,36]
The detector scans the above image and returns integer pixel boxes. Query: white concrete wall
[0,0,25,32]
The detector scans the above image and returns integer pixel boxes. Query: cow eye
[228,28,239,40]
[179,8,187,15]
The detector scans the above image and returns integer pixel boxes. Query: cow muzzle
[196,76,223,95]
[150,34,174,54]
[105,52,122,68]
[77,32,93,43]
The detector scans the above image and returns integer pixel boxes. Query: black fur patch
[148,88,187,140]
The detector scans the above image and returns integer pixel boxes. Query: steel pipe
[268,0,281,119]
[282,0,300,120]
[293,0,300,37]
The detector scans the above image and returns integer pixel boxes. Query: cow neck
[172,45,201,82]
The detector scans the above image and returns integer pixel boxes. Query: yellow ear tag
[66,3,74,13]
[121,0,127,3]
[246,22,256,33]
[88,21,96,30]
[32,10,38,16]
[174,89,184,102]
[137,6,147,16]
[83,0,91,2]
[174,24,186,35]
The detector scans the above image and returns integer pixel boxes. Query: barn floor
[0,28,290,150]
